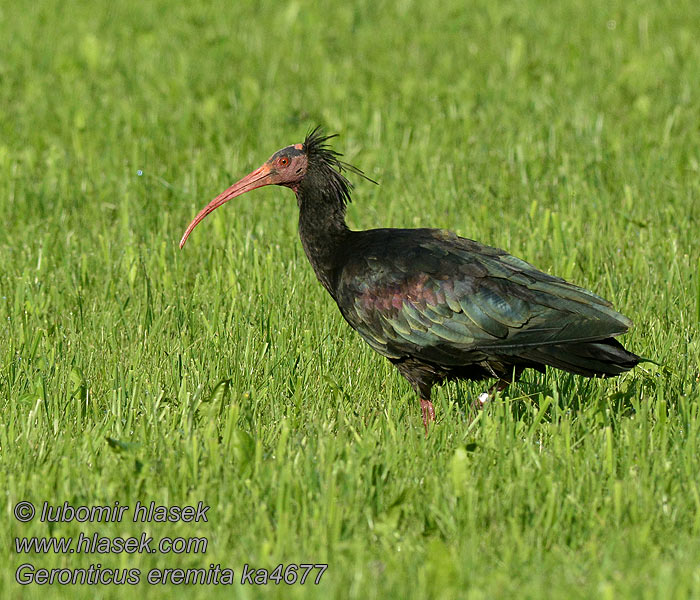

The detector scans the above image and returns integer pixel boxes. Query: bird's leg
[474,367,523,410]
[420,397,436,436]
[475,379,511,409]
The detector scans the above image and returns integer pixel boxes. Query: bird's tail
[518,337,641,378]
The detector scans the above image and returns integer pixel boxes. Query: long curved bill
[179,164,272,248]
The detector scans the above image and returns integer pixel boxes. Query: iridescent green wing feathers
[336,229,632,364]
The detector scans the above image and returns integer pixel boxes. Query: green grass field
[1,0,699,597]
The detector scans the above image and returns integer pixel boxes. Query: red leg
[420,398,436,436]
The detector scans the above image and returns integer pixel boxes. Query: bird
[180,127,640,434]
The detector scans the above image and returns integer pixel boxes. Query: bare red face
[267,144,308,191]
[179,143,308,248]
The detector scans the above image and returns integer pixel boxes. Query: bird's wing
[336,229,632,365]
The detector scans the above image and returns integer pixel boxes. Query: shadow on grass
[447,370,646,428]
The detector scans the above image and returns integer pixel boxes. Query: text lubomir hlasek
[39,501,209,523]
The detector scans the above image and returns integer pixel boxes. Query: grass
[1,0,699,597]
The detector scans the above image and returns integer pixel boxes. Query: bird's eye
[279,157,289,167]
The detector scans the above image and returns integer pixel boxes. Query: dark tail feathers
[519,337,641,378]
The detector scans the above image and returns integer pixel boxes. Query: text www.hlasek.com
[16,532,206,555]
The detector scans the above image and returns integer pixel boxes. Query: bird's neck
[295,179,350,295]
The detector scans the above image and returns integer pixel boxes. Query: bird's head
[179,127,373,248]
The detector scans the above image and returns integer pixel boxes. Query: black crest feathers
[303,126,377,205]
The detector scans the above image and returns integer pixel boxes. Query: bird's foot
[420,398,435,436]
